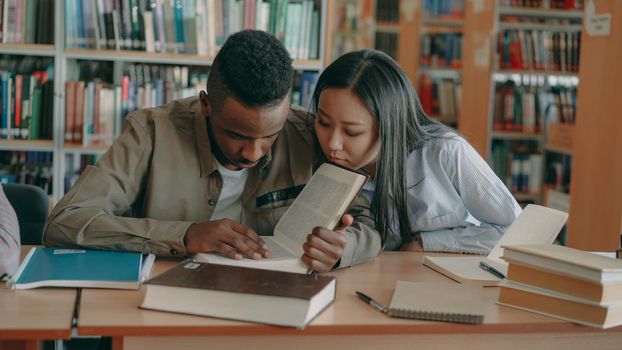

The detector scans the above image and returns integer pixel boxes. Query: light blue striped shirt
[362,134,522,254]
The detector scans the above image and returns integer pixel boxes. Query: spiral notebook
[387,281,485,324]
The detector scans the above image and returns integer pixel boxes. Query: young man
[44,30,380,272]
[0,184,20,276]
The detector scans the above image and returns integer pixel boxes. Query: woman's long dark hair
[309,49,452,246]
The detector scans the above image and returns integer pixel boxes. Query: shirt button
[171,249,178,255]
[208,199,217,206]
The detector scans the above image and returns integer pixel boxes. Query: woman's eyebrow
[318,108,366,126]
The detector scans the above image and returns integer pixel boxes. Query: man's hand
[301,214,353,273]
[184,219,271,259]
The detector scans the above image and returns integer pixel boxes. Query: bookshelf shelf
[421,18,464,28]
[0,140,55,152]
[63,49,323,70]
[497,7,583,19]
[0,44,56,56]
[418,67,461,78]
[498,23,582,32]
[493,70,579,78]
[62,144,111,155]
[375,23,400,33]
[491,131,544,141]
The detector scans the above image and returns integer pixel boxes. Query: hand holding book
[302,214,352,273]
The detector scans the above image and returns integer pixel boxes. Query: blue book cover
[9,247,154,290]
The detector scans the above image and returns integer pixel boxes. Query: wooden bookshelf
[1,0,333,201]
[567,0,622,251]
[460,0,496,156]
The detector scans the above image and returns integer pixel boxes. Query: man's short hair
[207,30,294,110]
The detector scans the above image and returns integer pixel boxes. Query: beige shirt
[43,96,381,268]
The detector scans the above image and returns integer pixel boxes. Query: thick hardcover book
[505,262,622,304]
[423,205,568,286]
[140,260,336,329]
[8,247,154,290]
[195,162,368,273]
[502,244,622,284]
[498,280,622,329]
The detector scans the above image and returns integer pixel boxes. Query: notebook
[387,281,485,324]
[8,247,155,290]
[423,205,569,286]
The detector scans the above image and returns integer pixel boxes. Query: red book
[14,75,22,138]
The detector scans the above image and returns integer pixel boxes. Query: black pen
[479,261,505,279]
[355,291,387,313]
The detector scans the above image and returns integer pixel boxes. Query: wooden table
[76,252,622,350]
[0,247,77,350]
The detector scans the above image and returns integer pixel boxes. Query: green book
[29,88,41,140]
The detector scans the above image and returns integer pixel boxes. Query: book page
[193,236,307,274]
[487,204,568,263]
[273,164,365,256]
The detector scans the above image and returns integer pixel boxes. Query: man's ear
[199,91,211,118]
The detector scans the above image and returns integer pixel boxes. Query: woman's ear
[199,91,211,118]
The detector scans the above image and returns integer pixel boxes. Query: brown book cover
[141,260,336,328]
[145,260,334,300]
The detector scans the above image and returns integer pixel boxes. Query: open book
[423,205,569,286]
[194,163,368,273]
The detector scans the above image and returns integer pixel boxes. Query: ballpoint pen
[479,261,505,279]
[355,291,387,313]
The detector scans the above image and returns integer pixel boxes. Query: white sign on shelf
[585,0,611,37]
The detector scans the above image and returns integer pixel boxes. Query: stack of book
[498,244,622,329]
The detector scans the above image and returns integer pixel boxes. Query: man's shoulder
[283,105,313,142]
[125,96,199,133]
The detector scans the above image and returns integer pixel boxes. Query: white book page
[487,204,569,263]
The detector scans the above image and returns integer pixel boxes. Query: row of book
[419,75,462,121]
[374,32,398,60]
[422,0,464,19]
[330,0,367,62]
[491,141,542,196]
[420,33,462,69]
[497,30,581,73]
[0,70,55,140]
[64,63,318,146]
[65,0,321,60]
[374,0,399,24]
[499,0,584,9]
[492,80,576,133]
[64,154,99,193]
[0,0,54,44]
[0,150,53,194]
[544,153,571,193]
[499,244,622,329]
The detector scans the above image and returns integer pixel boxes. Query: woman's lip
[329,157,345,163]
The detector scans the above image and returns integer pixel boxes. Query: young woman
[310,49,521,254]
